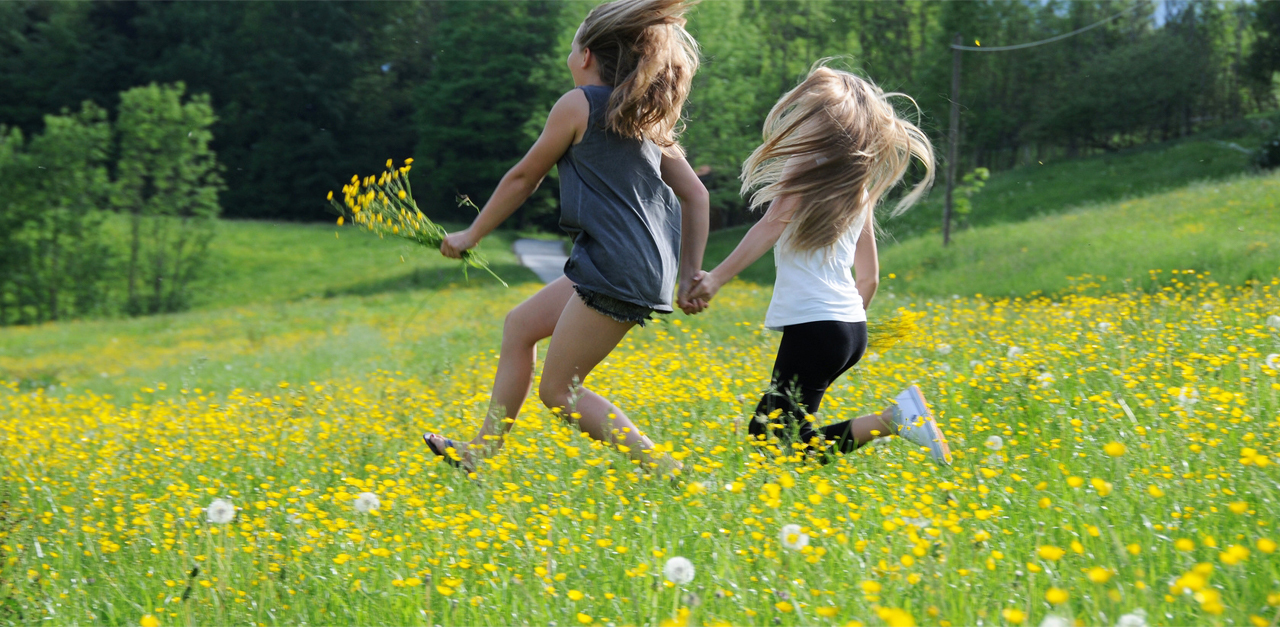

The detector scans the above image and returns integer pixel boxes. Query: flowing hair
[576,0,700,156]
[740,62,936,252]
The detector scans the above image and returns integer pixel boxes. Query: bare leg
[537,295,675,474]
[843,405,900,447]
[426,277,575,468]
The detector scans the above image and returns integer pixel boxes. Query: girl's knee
[503,309,536,344]
[537,378,568,410]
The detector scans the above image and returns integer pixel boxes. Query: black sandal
[423,433,475,474]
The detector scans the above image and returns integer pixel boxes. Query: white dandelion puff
[865,352,880,363]
[1266,354,1280,370]
[984,435,1004,451]
[1035,372,1055,388]
[353,492,381,513]
[1176,387,1199,408]
[206,498,235,524]
[969,360,983,369]
[1062,311,1075,319]
[1040,615,1071,627]
[1201,302,1213,311]
[1096,322,1112,333]
[1268,314,1280,328]
[779,524,809,551]
[1115,609,1148,627]
[905,517,931,529]
[1007,345,1024,359]
[663,556,695,585]
[938,363,951,373]
[936,343,952,355]
[287,513,304,525]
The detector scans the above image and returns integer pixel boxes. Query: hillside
[703,172,1280,297]
[882,114,1279,240]
[194,221,541,310]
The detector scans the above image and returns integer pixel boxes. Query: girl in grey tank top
[424,0,709,481]
[559,84,683,315]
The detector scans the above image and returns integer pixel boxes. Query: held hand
[685,270,722,304]
[677,274,708,315]
[440,229,477,259]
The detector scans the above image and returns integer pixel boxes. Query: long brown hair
[741,62,935,251]
[576,0,699,156]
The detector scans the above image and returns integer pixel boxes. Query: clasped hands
[676,270,723,316]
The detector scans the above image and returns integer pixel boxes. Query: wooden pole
[943,32,962,246]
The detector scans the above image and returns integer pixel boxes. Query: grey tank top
[558,85,681,312]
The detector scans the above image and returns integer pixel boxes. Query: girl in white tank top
[765,198,867,330]
[686,64,952,466]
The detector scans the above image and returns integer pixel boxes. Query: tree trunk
[943,33,961,247]
[128,211,141,315]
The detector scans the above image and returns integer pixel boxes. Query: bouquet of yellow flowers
[328,158,506,286]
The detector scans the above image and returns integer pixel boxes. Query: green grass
[0,282,538,399]
[197,221,542,309]
[879,172,1280,298]
[883,113,1280,241]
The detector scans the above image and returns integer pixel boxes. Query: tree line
[2,1,1277,322]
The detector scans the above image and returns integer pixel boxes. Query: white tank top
[764,209,867,331]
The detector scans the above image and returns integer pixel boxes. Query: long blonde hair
[741,63,935,251]
[576,0,700,156]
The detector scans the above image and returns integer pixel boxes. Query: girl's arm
[659,154,710,314]
[852,212,879,308]
[686,194,798,304]
[441,90,588,258]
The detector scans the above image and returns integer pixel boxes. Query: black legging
[751,320,868,455]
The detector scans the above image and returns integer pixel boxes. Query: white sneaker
[893,385,952,466]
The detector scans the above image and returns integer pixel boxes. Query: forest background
[2,0,1280,325]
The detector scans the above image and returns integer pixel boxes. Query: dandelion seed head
[663,556,695,585]
[205,499,234,524]
[354,492,381,513]
[1115,609,1148,627]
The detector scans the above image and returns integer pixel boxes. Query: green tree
[1247,0,1280,104]
[114,83,223,316]
[414,0,564,222]
[0,103,113,325]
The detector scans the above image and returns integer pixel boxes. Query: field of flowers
[1,272,1278,627]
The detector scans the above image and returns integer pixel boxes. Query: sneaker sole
[905,385,952,466]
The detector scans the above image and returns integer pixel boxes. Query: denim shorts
[574,285,654,326]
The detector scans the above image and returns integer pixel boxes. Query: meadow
[2,154,1280,627]
[2,263,1279,626]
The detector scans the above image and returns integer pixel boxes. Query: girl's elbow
[506,168,543,192]
[681,181,709,206]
